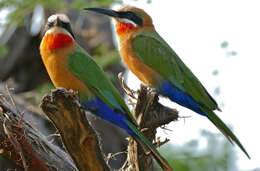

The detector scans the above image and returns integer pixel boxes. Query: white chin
[118,18,137,27]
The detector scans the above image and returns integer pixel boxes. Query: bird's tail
[200,107,250,159]
[125,120,173,171]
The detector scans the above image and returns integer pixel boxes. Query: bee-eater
[40,14,173,170]
[85,6,250,158]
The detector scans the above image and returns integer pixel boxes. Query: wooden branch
[135,85,179,129]
[40,88,110,171]
[1,81,178,171]
[126,85,178,171]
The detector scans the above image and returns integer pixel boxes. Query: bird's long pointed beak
[55,17,63,27]
[84,8,119,18]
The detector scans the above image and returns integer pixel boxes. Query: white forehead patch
[48,14,70,23]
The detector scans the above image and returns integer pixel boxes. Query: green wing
[68,44,174,168]
[132,30,250,158]
[67,44,137,125]
[132,30,218,110]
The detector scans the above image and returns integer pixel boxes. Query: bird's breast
[118,32,163,87]
[41,33,73,50]
[40,43,91,98]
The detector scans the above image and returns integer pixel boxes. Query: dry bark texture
[40,88,110,171]
[0,85,77,170]
[0,84,179,171]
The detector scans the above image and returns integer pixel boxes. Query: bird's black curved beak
[84,8,120,18]
[85,7,144,26]
[55,17,75,38]
[54,17,63,27]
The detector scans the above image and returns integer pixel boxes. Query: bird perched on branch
[40,14,172,170]
[85,6,250,159]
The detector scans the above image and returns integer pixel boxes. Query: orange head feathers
[85,6,154,35]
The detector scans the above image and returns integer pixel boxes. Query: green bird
[85,6,250,159]
[40,14,173,170]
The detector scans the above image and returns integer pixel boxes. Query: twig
[106,151,127,166]
[155,138,170,148]
[118,72,137,100]
[3,118,28,171]
[5,84,20,116]
[126,84,178,171]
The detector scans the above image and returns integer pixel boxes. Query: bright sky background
[113,0,260,170]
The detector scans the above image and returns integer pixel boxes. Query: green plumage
[67,44,137,125]
[200,107,250,158]
[132,29,250,159]
[66,44,172,169]
[132,30,218,110]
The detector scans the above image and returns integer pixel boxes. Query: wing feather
[67,44,137,125]
[132,30,218,110]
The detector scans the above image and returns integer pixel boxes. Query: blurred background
[0,0,259,170]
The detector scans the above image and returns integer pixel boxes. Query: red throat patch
[42,33,73,50]
[116,22,135,35]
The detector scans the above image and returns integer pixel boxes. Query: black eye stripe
[61,22,75,38]
[46,20,75,38]
[61,21,69,28]
[47,21,69,28]
[47,22,54,28]
[118,11,143,26]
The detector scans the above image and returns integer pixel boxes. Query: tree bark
[0,84,179,171]
[40,88,110,171]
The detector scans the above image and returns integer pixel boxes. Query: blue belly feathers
[158,81,206,116]
[82,81,206,135]
[82,97,133,134]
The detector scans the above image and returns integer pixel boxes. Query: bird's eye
[47,22,54,28]
[127,11,135,18]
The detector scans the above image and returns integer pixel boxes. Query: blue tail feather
[158,81,206,116]
[82,97,134,134]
